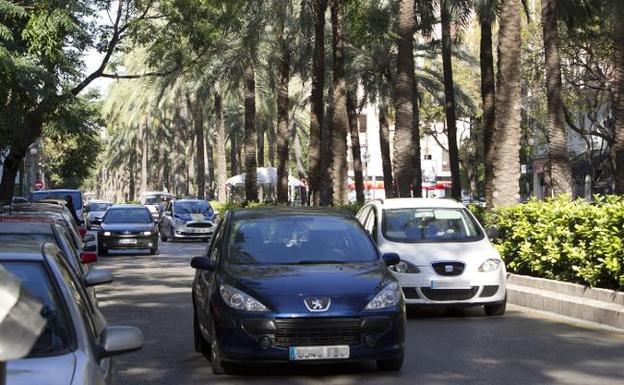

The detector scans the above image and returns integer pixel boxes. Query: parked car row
[0,201,143,385]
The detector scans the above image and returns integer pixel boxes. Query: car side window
[364,208,378,243]
[208,218,226,265]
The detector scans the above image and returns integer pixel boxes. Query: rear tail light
[80,251,98,264]
[79,227,88,238]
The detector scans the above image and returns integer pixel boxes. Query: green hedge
[480,196,624,291]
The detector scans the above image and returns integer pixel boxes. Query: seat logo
[304,297,331,312]
[445,265,454,273]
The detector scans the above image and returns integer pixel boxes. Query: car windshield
[144,196,159,205]
[174,201,213,216]
[382,208,483,243]
[227,215,378,265]
[0,262,72,357]
[104,208,152,224]
[89,202,111,212]
[31,191,82,209]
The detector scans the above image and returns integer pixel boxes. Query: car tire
[484,297,507,316]
[376,351,404,371]
[210,323,233,375]
[194,310,210,355]
[150,247,159,255]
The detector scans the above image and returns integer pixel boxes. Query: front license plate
[118,238,137,245]
[431,280,471,289]
[289,346,350,361]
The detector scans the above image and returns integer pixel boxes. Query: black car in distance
[97,204,159,256]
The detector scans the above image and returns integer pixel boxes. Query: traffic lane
[95,242,624,385]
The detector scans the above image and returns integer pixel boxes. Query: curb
[506,273,624,330]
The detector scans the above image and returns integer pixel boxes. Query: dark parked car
[98,204,159,256]
[191,208,405,374]
[30,189,84,221]
[3,242,143,385]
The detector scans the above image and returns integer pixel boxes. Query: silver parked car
[4,243,143,385]
[159,199,216,242]
[85,200,113,230]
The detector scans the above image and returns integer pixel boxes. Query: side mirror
[84,269,113,287]
[80,251,98,264]
[84,234,96,243]
[382,252,400,267]
[99,326,143,358]
[191,256,214,271]
[486,227,499,240]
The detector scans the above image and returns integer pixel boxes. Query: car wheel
[484,297,507,316]
[210,324,230,375]
[194,310,210,355]
[150,247,159,255]
[376,351,404,371]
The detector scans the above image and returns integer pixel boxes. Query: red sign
[34,181,43,189]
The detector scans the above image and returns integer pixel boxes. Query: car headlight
[389,260,421,274]
[102,231,111,236]
[479,258,502,272]
[142,231,152,236]
[365,282,401,310]
[219,285,269,312]
[174,218,186,226]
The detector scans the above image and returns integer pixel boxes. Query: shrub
[484,195,624,290]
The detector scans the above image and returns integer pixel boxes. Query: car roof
[373,198,466,209]
[89,200,112,204]
[0,215,57,224]
[173,199,209,203]
[0,222,55,234]
[230,207,353,220]
[4,203,67,212]
[0,243,60,262]
[32,189,81,193]
[109,204,147,209]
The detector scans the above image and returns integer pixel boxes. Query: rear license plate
[118,238,137,245]
[431,280,471,289]
[289,346,350,361]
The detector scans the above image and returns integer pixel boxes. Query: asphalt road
[95,241,624,385]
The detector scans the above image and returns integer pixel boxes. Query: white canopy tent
[226,167,306,203]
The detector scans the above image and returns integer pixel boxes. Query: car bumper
[172,223,215,239]
[99,235,159,250]
[393,268,507,306]
[212,308,405,363]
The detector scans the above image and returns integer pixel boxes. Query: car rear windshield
[174,201,213,216]
[0,261,73,357]
[89,202,111,212]
[227,215,378,265]
[382,208,483,243]
[31,191,82,209]
[103,208,152,224]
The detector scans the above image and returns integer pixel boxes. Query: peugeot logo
[445,265,454,273]
[304,297,331,312]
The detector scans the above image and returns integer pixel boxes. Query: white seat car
[356,198,506,316]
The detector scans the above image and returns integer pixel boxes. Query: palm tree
[347,90,365,204]
[393,0,417,197]
[330,0,349,205]
[275,2,292,203]
[474,0,497,206]
[542,0,573,196]
[491,0,522,207]
[243,63,259,202]
[214,90,228,202]
[308,0,328,206]
[379,102,395,198]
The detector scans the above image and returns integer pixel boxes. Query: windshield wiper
[291,260,346,265]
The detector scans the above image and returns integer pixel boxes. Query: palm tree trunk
[412,79,423,197]
[206,131,215,199]
[292,123,307,179]
[492,0,522,208]
[215,92,227,203]
[193,101,206,199]
[542,0,572,196]
[243,63,258,202]
[230,133,238,176]
[0,149,23,203]
[612,3,624,193]
[480,14,496,207]
[393,0,416,197]
[276,15,291,204]
[257,122,265,168]
[347,90,365,204]
[309,0,328,206]
[320,90,334,206]
[379,103,395,198]
[330,0,349,205]
[268,122,276,167]
[140,116,148,194]
[441,1,462,200]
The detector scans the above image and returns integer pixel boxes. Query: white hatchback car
[356,198,506,316]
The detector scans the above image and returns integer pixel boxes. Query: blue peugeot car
[191,208,405,374]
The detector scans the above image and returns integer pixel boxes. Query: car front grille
[273,318,362,348]
[420,287,479,301]
[187,222,213,228]
[432,262,465,276]
[402,287,420,299]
